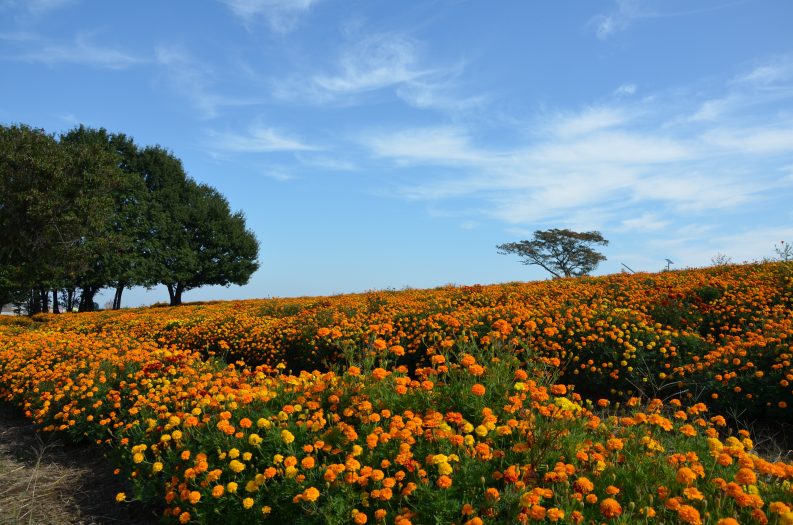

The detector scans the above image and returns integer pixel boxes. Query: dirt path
[0,405,160,525]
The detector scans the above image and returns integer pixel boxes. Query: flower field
[1,262,792,523]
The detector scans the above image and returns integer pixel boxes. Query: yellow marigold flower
[242,497,254,509]
[437,462,453,476]
[132,452,144,463]
[262,506,272,515]
[188,491,200,504]
[152,461,163,473]
[281,429,295,444]
[115,492,126,502]
[227,482,238,493]
[228,448,240,459]
[229,459,245,473]
[248,433,262,446]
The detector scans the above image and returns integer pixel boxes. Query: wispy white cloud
[155,45,262,118]
[207,124,318,153]
[312,33,431,94]
[1,0,72,16]
[546,106,634,139]
[618,213,670,232]
[614,83,637,96]
[733,56,793,86]
[702,125,793,153]
[362,57,793,231]
[589,0,643,40]
[295,154,356,171]
[14,33,143,69]
[275,31,474,114]
[365,126,484,165]
[218,0,320,32]
[590,0,748,40]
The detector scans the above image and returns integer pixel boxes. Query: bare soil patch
[0,404,160,525]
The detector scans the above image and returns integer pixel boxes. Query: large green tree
[58,126,142,311]
[135,146,259,306]
[497,229,608,278]
[60,126,155,310]
[0,124,72,312]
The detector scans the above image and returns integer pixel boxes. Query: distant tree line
[0,123,260,313]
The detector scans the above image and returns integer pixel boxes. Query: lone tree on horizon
[497,228,608,279]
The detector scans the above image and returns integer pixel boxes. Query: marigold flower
[471,384,486,396]
[600,498,622,518]
[677,504,702,525]
[734,468,757,485]
[436,475,452,489]
[676,467,697,486]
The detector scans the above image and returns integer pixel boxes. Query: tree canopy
[497,229,608,278]
[0,123,260,312]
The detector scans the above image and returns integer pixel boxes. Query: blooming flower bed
[1,262,792,523]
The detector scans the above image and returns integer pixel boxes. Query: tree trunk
[39,288,49,313]
[113,283,124,310]
[66,288,75,312]
[52,289,60,314]
[30,289,41,315]
[167,283,184,306]
[78,286,97,312]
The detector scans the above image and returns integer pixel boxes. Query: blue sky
[2,0,793,307]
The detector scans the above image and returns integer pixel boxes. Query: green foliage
[0,123,260,311]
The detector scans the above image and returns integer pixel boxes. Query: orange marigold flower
[573,477,594,494]
[734,468,757,485]
[676,467,697,486]
[528,505,546,520]
[677,504,702,525]
[301,486,320,502]
[600,498,622,519]
[471,384,486,396]
[437,475,452,489]
[546,508,565,521]
[683,487,704,500]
